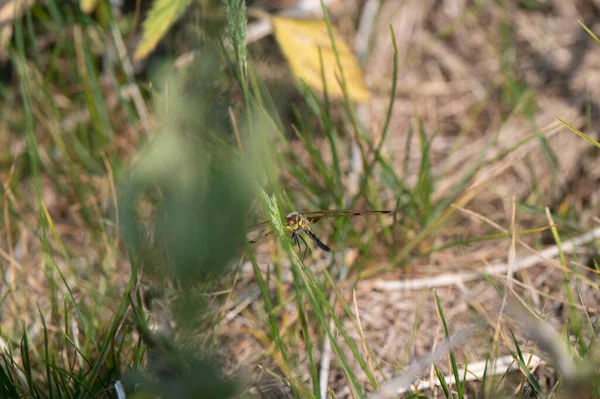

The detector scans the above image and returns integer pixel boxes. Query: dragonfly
[247,209,391,258]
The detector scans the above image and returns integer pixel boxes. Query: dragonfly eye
[286,216,296,225]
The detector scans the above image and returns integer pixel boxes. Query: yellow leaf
[0,0,35,25]
[79,0,100,14]
[558,196,570,218]
[271,16,369,103]
[0,0,35,60]
[134,0,193,61]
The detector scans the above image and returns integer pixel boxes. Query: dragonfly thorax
[285,212,304,233]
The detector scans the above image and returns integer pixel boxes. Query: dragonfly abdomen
[304,229,331,252]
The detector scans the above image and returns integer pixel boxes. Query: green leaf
[134,0,194,61]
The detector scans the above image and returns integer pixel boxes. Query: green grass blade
[507,330,542,396]
[546,210,584,354]
[434,289,462,397]
[0,360,20,398]
[352,25,398,208]
[38,305,55,399]
[433,364,452,398]
[77,276,135,398]
[20,327,38,397]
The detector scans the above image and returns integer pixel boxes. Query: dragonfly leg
[298,234,309,260]
[292,233,298,250]
[292,232,302,257]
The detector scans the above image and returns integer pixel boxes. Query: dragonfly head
[285,212,302,233]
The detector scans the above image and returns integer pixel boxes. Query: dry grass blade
[387,353,541,396]
[505,294,582,381]
[372,226,600,291]
[556,117,600,149]
[368,325,479,399]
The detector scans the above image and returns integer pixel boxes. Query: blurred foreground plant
[117,47,254,397]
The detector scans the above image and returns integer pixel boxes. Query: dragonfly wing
[303,209,391,223]
[306,215,327,223]
[303,210,353,224]
[246,220,271,233]
[249,230,275,245]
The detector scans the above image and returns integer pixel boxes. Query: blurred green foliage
[117,43,254,396]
